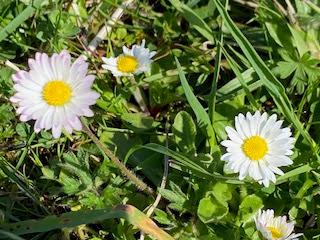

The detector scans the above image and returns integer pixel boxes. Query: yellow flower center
[117,55,138,73]
[242,135,268,161]
[43,80,72,106]
[267,226,283,239]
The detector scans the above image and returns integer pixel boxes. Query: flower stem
[81,118,154,196]
[128,76,150,115]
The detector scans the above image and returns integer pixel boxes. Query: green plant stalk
[80,118,154,196]
[16,132,36,170]
[0,0,45,43]
[304,0,320,14]
[295,178,314,199]
[128,76,150,115]
[0,204,174,240]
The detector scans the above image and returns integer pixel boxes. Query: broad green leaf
[173,111,197,154]
[15,123,28,138]
[121,112,160,132]
[257,2,294,51]
[237,194,263,224]
[100,130,143,162]
[289,26,309,57]
[211,182,233,203]
[197,195,228,223]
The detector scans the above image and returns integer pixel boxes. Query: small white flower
[221,111,295,187]
[102,39,156,77]
[10,50,100,138]
[255,209,303,240]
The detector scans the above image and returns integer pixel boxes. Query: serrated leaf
[154,209,172,225]
[159,189,186,204]
[169,181,188,199]
[59,171,82,195]
[276,61,297,79]
[41,167,55,180]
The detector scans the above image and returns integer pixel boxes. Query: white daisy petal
[10,50,99,138]
[220,111,295,186]
[52,124,62,138]
[248,161,263,180]
[69,117,82,131]
[225,126,244,143]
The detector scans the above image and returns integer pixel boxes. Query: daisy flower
[10,50,100,138]
[255,209,303,240]
[221,111,295,187]
[102,39,156,77]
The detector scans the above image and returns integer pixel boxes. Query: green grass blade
[211,0,316,150]
[221,47,259,110]
[216,68,262,101]
[125,143,213,178]
[170,0,214,42]
[175,57,217,152]
[208,32,223,123]
[0,157,48,213]
[276,164,312,185]
[0,0,45,43]
[0,205,174,240]
[0,231,25,240]
[125,143,242,184]
[208,0,228,122]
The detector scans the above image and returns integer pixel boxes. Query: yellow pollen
[43,80,72,106]
[242,135,268,161]
[117,55,138,73]
[267,226,283,239]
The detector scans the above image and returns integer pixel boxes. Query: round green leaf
[197,196,228,223]
[237,194,263,223]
